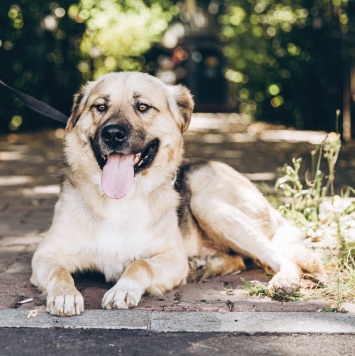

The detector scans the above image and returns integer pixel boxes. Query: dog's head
[64,72,194,199]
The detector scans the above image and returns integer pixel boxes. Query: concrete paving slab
[0,309,149,330]
[150,311,355,333]
[1,309,355,334]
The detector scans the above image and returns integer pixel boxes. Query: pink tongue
[101,154,135,199]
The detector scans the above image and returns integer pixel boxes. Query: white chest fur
[90,197,163,281]
[50,178,180,282]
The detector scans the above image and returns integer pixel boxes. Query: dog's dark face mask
[90,118,160,199]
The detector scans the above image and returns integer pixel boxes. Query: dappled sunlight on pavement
[185,115,355,189]
[259,130,327,144]
[0,176,35,186]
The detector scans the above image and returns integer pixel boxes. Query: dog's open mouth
[99,139,159,199]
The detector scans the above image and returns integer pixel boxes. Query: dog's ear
[169,84,194,133]
[66,91,84,132]
[66,82,93,132]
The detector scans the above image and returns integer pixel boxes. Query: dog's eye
[137,103,150,113]
[95,104,107,112]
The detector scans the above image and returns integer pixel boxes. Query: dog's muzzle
[90,125,160,200]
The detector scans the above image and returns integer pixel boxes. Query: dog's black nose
[101,125,128,147]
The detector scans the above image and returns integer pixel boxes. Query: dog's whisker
[80,144,91,158]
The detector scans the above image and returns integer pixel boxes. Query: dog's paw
[188,256,208,282]
[46,284,84,316]
[269,270,300,295]
[102,279,143,310]
[312,271,328,286]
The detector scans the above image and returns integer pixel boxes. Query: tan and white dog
[31,72,323,316]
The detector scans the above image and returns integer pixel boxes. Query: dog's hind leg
[190,198,302,294]
[182,161,323,294]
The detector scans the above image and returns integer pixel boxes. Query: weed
[240,277,302,302]
[275,132,345,236]
[272,126,355,309]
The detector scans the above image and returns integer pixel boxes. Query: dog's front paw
[47,284,84,316]
[102,279,143,310]
[269,270,300,295]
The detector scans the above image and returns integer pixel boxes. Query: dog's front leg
[31,256,84,316]
[102,252,188,310]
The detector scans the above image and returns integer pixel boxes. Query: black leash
[0,79,68,124]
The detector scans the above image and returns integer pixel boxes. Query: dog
[30,72,323,316]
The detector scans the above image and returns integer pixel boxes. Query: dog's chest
[91,200,158,280]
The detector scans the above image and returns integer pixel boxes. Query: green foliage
[220,0,352,130]
[274,131,355,306]
[276,157,324,227]
[315,249,355,311]
[274,132,355,245]
[72,0,174,78]
[0,0,175,131]
[276,133,334,224]
[1,0,354,132]
[0,0,85,130]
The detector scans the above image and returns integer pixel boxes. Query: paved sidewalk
[0,114,355,331]
[1,309,355,333]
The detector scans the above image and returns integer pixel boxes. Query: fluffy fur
[31,72,323,316]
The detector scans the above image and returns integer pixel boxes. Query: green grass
[247,118,355,311]
[309,248,355,311]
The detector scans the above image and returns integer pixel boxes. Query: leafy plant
[221,1,351,131]
[275,131,348,236]
[273,128,355,309]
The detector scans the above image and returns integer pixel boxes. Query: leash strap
[0,79,68,124]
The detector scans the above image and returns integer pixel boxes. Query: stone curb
[1,310,355,333]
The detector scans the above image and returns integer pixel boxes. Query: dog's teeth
[133,153,142,166]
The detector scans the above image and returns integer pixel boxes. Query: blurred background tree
[0,0,354,138]
[220,0,351,132]
[0,0,84,130]
[0,0,173,131]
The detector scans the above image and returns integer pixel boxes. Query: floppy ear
[66,81,94,132]
[65,91,84,132]
[169,84,194,133]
